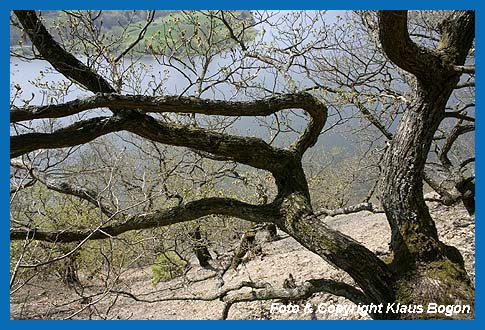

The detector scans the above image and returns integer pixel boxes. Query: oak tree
[10,10,474,319]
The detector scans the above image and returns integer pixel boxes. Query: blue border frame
[3,1,483,328]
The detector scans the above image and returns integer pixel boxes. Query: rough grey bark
[379,10,474,264]
[10,10,475,319]
[378,10,475,316]
[12,10,395,311]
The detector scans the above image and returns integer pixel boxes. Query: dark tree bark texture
[10,10,475,319]
[378,10,475,316]
[190,226,212,267]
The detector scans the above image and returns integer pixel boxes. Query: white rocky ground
[10,201,475,320]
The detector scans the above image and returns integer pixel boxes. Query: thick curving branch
[10,197,279,243]
[378,11,443,82]
[11,116,124,158]
[14,10,116,94]
[11,9,396,309]
[11,92,327,164]
[276,192,394,304]
[13,10,327,164]
[378,10,474,83]
[11,112,291,173]
[11,93,327,171]
[11,92,325,123]
[290,97,327,156]
[284,214,394,304]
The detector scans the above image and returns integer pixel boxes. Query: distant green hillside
[120,11,257,56]
[11,10,256,57]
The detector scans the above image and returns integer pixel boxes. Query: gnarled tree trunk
[378,10,475,317]
[10,10,475,320]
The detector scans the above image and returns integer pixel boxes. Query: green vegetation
[10,10,257,57]
[151,251,187,285]
[122,11,256,56]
